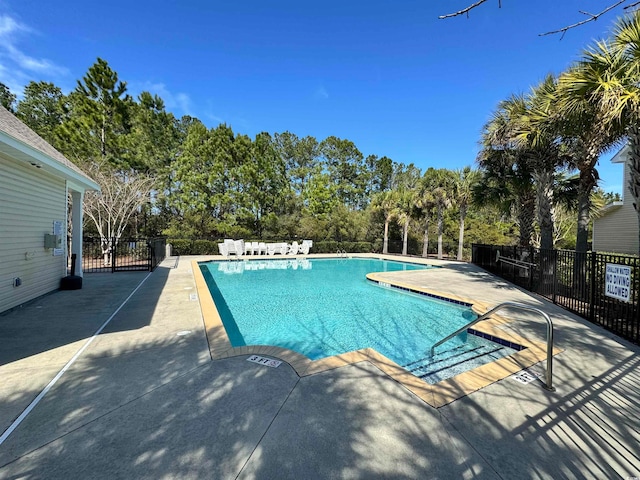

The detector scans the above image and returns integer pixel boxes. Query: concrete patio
[0,255,638,479]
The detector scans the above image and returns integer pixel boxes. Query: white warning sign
[605,263,632,302]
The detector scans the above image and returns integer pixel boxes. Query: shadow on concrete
[1,258,638,479]
[238,359,495,479]
[0,268,171,366]
[0,334,497,479]
[435,261,531,291]
[3,331,638,479]
[440,351,640,478]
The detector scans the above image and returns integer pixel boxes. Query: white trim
[71,189,85,277]
[0,131,99,191]
[611,144,630,164]
[601,201,624,212]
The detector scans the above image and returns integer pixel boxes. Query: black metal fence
[81,237,166,273]
[472,244,639,344]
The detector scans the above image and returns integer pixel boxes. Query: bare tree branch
[540,0,628,37]
[440,0,640,37]
[439,0,493,19]
[83,165,154,265]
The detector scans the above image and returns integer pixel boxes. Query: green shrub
[168,238,374,255]
[313,241,373,253]
[168,239,193,255]
[315,241,339,253]
[351,242,373,253]
[192,239,217,255]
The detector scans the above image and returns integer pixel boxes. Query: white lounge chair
[278,243,289,255]
[288,241,299,255]
[258,242,267,255]
[218,242,230,257]
[224,238,238,255]
[300,242,310,255]
[234,239,245,258]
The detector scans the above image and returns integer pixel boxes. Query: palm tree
[415,184,435,257]
[556,46,622,254]
[574,11,640,255]
[478,96,536,247]
[371,190,398,254]
[452,166,481,260]
[433,185,452,260]
[393,189,415,256]
[422,169,455,260]
[523,75,575,251]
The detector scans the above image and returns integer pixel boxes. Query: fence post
[148,239,153,272]
[111,237,116,273]
[529,246,534,291]
[589,251,597,322]
[552,249,557,304]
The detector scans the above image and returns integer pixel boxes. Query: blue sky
[0,0,630,194]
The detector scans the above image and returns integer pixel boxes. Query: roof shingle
[0,104,95,183]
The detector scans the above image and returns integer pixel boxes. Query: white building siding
[593,160,640,255]
[0,154,67,312]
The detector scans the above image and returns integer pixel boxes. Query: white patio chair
[258,242,267,255]
[267,243,277,255]
[235,240,245,258]
[245,242,253,255]
[224,239,237,256]
[251,241,260,255]
[288,241,299,255]
[218,242,230,257]
[300,242,310,255]
[278,243,289,255]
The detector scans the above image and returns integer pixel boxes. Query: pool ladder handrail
[430,301,555,391]
[336,249,348,258]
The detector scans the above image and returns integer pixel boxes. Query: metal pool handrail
[430,301,555,391]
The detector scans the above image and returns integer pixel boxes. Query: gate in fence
[81,237,166,273]
[472,243,639,345]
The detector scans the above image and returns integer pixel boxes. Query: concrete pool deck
[0,254,639,479]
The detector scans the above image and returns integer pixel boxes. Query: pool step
[403,343,507,384]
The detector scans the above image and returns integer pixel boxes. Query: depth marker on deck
[247,355,282,368]
[512,369,542,384]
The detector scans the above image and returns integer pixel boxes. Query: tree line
[0,58,518,259]
[4,9,638,257]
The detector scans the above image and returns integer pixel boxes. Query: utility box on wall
[44,233,61,249]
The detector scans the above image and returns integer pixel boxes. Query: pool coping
[192,258,563,408]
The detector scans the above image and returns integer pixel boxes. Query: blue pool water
[199,258,490,371]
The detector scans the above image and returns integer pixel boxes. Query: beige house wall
[593,159,639,255]
[0,153,67,312]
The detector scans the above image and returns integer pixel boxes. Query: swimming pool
[199,257,518,382]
